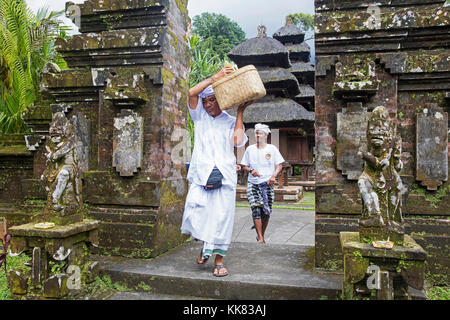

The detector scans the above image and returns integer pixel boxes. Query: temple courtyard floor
[82,194,344,300]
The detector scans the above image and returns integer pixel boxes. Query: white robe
[181,98,247,255]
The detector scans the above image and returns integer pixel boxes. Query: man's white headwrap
[198,85,215,99]
[255,123,271,135]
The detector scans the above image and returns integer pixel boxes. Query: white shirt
[187,98,248,187]
[240,144,285,185]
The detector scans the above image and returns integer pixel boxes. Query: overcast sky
[25,0,315,56]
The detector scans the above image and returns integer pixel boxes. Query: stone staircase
[93,241,343,300]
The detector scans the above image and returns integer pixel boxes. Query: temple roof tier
[257,67,301,97]
[285,43,311,62]
[229,95,314,125]
[228,36,291,68]
[273,24,305,44]
[288,61,315,86]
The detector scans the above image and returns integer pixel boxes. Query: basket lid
[212,65,258,88]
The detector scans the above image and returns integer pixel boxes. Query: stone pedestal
[340,232,427,300]
[8,219,100,299]
[277,162,292,188]
[359,224,404,246]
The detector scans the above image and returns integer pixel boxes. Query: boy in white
[240,123,284,243]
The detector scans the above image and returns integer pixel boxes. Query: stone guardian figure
[41,112,82,223]
[357,106,405,243]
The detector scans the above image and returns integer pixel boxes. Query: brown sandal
[213,265,228,277]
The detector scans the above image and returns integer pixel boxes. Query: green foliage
[192,12,246,60]
[188,33,224,88]
[427,286,450,300]
[49,260,66,274]
[293,166,303,176]
[96,275,132,292]
[287,13,315,32]
[0,0,70,134]
[0,254,31,300]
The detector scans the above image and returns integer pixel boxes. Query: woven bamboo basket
[212,65,266,110]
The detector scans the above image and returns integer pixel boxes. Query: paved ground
[104,203,330,300]
[232,207,314,246]
[102,241,341,300]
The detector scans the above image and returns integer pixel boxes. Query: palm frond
[0,0,67,133]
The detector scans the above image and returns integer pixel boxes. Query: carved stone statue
[41,112,82,223]
[357,106,405,243]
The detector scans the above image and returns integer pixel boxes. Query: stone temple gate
[314,0,449,285]
[0,0,191,259]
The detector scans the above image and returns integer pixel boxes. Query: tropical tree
[0,0,69,134]
[188,33,225,87]
[192,12,246,60]
[287,13,314,41]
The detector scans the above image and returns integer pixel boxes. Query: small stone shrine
[0,0,191,298]
[7,109,100,299]
[314,0,449,288]
[340,106,427,300]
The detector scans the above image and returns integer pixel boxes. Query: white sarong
[181,183,236,257]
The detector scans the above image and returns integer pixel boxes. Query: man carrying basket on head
[180,66,254,277]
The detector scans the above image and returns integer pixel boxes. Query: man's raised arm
[188,66,234,110]
[232,100,254,147]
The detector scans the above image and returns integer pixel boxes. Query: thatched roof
[285,42,311,62]
[257,67,300,97]
[228,95,314,125]
[289,61,315,74]
[228,37,291,68]
[295,84,315,99]
[288,61,315,85]
[294,85,315,112]
[273,25,305,44]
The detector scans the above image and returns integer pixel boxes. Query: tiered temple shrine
[228,20,316,199]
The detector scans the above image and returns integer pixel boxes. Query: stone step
[94,241,342,300]
[89,205,158,224]
[107,292,215,300]
[88,205,158,259]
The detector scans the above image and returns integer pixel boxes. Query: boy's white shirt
[240,143,285,185]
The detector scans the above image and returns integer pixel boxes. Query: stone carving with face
[357,106,405,242]
[41,112,82,219]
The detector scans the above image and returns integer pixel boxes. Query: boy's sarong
[246,182,274,216]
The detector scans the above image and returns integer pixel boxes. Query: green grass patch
[426,286,450,300]
[236,204,314,211]
[0,254,32,300]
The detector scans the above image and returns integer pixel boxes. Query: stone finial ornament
[357,106,405,244]
[286,16,293,26]
[41,112,82,223]
[257,25,267,39]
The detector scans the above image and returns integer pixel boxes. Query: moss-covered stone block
[340,232,427,299]
[344,252,369,284]
[43,274,69,298]
[8,270,29,295]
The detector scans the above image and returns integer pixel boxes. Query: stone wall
[0,0,191,259]
[0,135,35,225]
[314,0,449,285]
